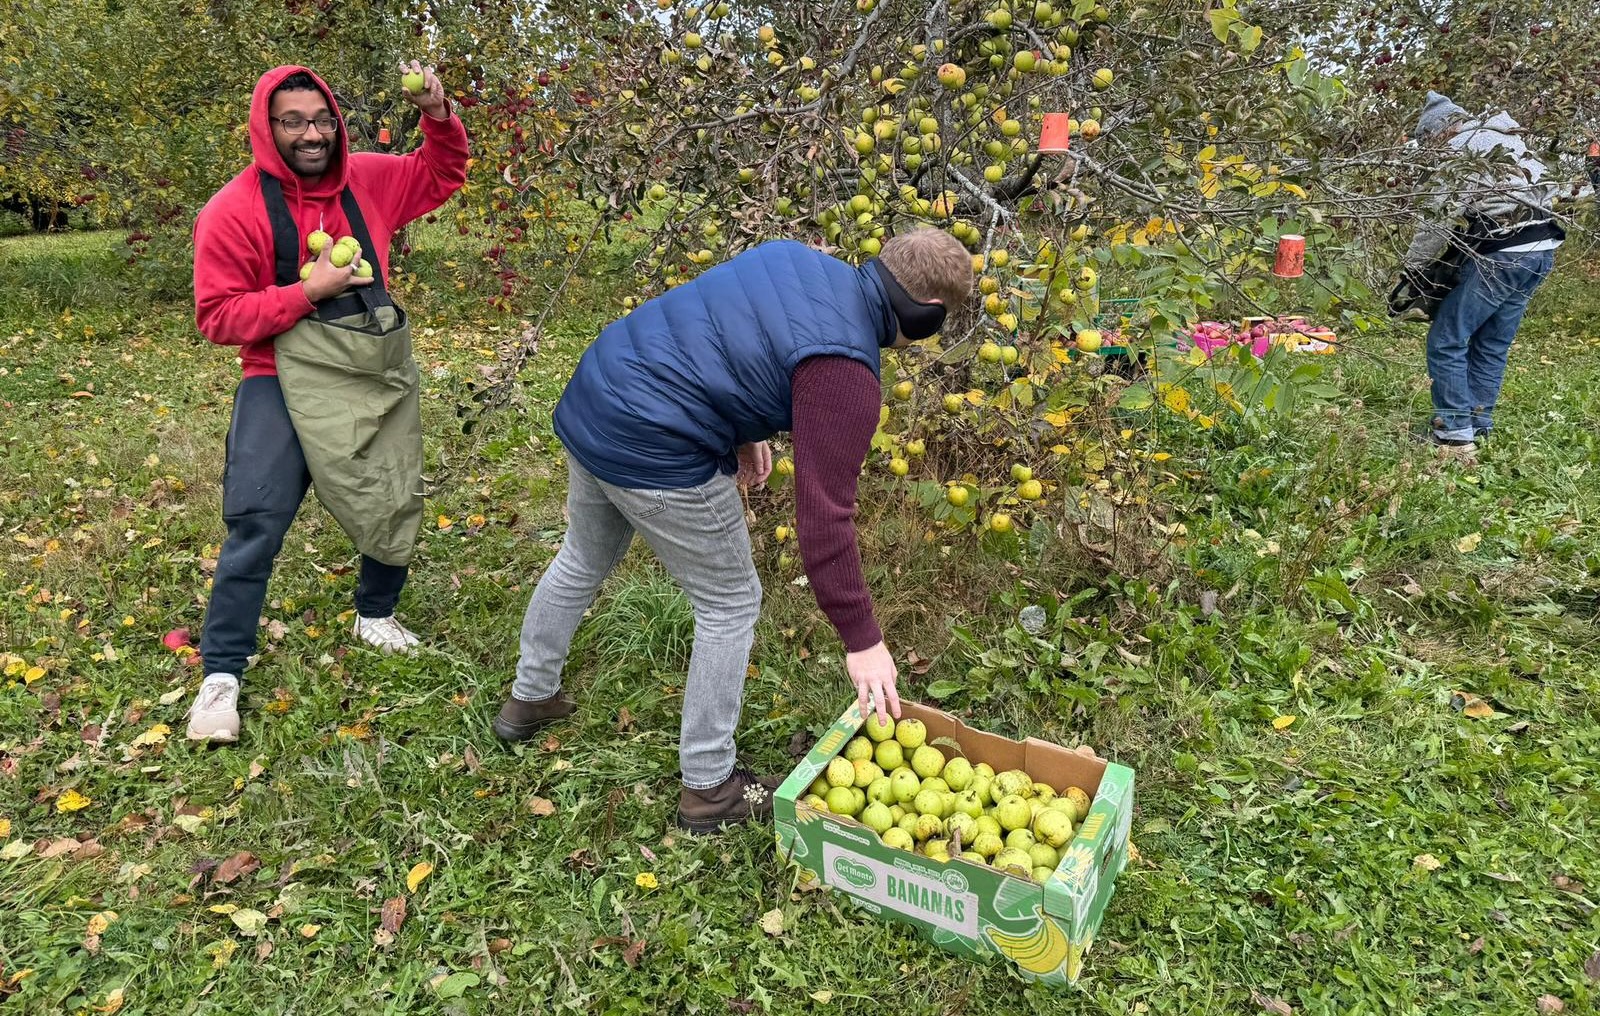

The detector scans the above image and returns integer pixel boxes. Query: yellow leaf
[210,938,238,968]
[407,861,434,893]
[1271,715,1296,730]
[87,911,118,935]
[208,904,239,915]
[130,723,170,747]
[1463,699,1495,719]
[300,923,322,938]
[92,987,125,1014]
[23,666,45,685]
[811,990,834,1004]
[56,789,91,813]
[1413,853,1443,872]
[437,515,455,530]
[0,818,9,838]
[964,389,985,405]
[2,657,24,677]
[1455,532,1482,553]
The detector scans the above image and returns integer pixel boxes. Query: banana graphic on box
[983,910,1071,975]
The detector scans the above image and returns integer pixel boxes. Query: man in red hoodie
[188,62,469,743]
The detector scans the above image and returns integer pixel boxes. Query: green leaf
[925,680,964,699]
[1238,25,1263,54]
[1209,8,1239,43]
[1118,384,1155,411]
[229,908,268,937]
[435,972,480,999]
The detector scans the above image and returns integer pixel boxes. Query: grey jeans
[512,455,762,789]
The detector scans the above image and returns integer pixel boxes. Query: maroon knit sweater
[791,355,883,652]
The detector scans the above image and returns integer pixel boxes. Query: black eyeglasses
[271,116,339,136]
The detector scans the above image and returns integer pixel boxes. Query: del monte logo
[833,856,876,891]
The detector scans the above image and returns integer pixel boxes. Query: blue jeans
[1426,248,1555,441]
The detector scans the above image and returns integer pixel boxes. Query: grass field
[0,229,1596,1015]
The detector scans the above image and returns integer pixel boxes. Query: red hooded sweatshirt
[193,65,469,377]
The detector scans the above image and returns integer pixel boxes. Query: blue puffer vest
[553,240,895,489]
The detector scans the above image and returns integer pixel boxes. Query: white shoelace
[193,676,238,713]
[361,616,416,643]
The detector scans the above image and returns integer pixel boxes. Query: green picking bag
[260,175,423,566]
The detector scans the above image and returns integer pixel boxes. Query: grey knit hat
[1416,91,1467,137]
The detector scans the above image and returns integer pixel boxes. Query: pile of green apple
[801,716,1092,882]
[301,229,373,281]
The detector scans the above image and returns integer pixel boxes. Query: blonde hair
[879,228,974,310]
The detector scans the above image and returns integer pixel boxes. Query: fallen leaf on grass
[87,911,118,936]
[91,987,125,1014]
[1585,950,1600,983]
[129,723,169,747]
[1552,874,1586,895]
[210,939,237,968]
[299,924,321,939]
[229,908,268,937]
[55,789,91,813]
[810,990,833,1004]
[40,837,83,859]
[214,851,260,885]
[616,706,633,733]
[1251,991,1293,1015]
[256,941,273,961]
[760,908,784,936]
[380,895,406,934]
[2,840,32,860]
[1449,690,1496,719]
[1455,532,1482,553]
[158,688,185,706]
[406,861,433,893]
[1413,853,1443,872]
[0,819,8,838]
[528,796,556,818]
[1271,715,1296,730]
[1537,996,1564,1015]
[1468,936,1485,955]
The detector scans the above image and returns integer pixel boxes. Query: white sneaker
[353,615,421,654]
[186,673,241,743]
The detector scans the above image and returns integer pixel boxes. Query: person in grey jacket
[1404,92,1564,457]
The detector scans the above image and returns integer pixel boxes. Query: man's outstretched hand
[847,640,901,729]
[399,60,450,121]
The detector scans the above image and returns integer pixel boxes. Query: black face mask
[869,259,947,343]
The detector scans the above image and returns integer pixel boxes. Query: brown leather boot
[676,766,783,834]
[492,693,576,742]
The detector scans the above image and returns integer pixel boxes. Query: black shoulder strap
[259,172,301,288]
